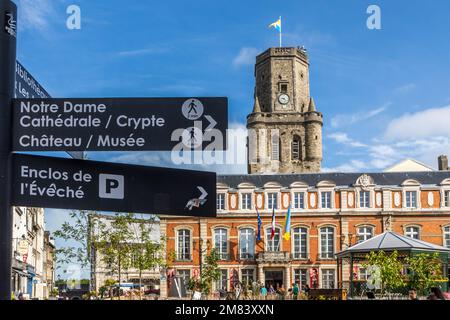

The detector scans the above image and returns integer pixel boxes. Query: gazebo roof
[337,231,450,258]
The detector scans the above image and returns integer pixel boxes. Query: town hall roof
[217,171,450,189]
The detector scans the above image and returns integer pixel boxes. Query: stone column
[159,218,168,299]
[382,190,391,211]
[341,191,348,211]
[258,265,264,285]
[284,266,291,290]
[341,219,350,288]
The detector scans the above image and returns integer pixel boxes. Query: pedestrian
[260,285,267,300]
[408,288,419,300]
[293,283,299,300]
[279,284,286,300]
[428,287,446,300]
[268,284,275,300]
[304,283,310,293]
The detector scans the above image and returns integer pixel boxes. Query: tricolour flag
[283,205,291,241]
[268,17,282,32]
[270,207,276,239]
[256,207,262,241]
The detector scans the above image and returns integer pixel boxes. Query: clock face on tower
[278,94,290,105]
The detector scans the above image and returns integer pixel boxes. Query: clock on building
[278,94,290,105]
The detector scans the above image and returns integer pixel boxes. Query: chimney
[438,155,449,171]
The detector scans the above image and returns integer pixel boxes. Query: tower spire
[253,94,262,113]
[308,97,316,112]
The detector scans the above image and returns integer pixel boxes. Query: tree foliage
[363,250,405,294]
[187,249,221,295]
[53,210,102,269]
[405,252,445,294]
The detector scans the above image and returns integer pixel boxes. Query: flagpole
[279,16,282,47]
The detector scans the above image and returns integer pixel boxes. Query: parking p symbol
[99,174,124,199]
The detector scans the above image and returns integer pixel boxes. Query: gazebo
[336,231,450,297]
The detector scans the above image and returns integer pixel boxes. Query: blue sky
[15,0,450,277]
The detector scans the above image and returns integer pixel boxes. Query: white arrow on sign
[204,115,217,131]
[198,186,208,200]
[185,186,208,210]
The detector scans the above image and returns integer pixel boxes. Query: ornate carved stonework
[310,193,316,208]
[383,215,392,232]
[348,192,354,207]
[394,193,401,207]
[230,194,237,209]
[355,174,374,191]
[427,192,434,207]
[256,193,263,208]
[376,192,382,207]
[283,193,290,208]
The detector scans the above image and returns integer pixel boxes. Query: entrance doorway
[264,270,283,289]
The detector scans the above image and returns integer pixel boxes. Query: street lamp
[340,233,354,248]
[194,239,210,278]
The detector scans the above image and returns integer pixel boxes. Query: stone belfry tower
[247,47,323,174]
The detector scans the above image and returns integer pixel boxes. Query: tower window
[292,136,301,160]
[271,132,280,161]
[279,83,288,93]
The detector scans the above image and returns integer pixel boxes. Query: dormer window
[405,191,417,208]
[321,191,332,209]
[217,193,226,210]
[268,192,278,210]
[444,191,450,207]
[359,191,370,208]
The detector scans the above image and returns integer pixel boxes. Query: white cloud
[393,83,416,95]
[322,160,368,173]
[330,103,390,128]
[232,47,259,67]
[116,47,170,57]
[384,105,450,140]
[327,103,450,171]
[327,132,367,148]
[17,0,55,31]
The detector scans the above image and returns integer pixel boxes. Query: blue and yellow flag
[256,207,262,241]
[269,17,282,32]
[283,205,291,241]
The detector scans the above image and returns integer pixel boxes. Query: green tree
[363,250,405,294]
[187,249,221,296]
[406,252,445,295]
[53,210,103,272]
[96,213,134,300]
[127,214,167,299]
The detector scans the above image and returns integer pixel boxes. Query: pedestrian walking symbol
[182,98,203,120]
[182,126,203,148]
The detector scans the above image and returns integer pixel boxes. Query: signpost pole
[0,0,16,300]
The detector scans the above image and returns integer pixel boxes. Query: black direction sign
[12,153,217,217]
[15,61,85,160]
[14,61,50,99]
[12,97,228,151]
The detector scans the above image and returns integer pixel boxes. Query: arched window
[319,227,334,259]
[405,226,420,240]
[266,227,281,252]
[177,229,191,261]
[292,135,301,160]
[214,228,228,260]
[356,226,373,243]
[444,226,450,248]
[239,228,255,260]
[293,227,308,259]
